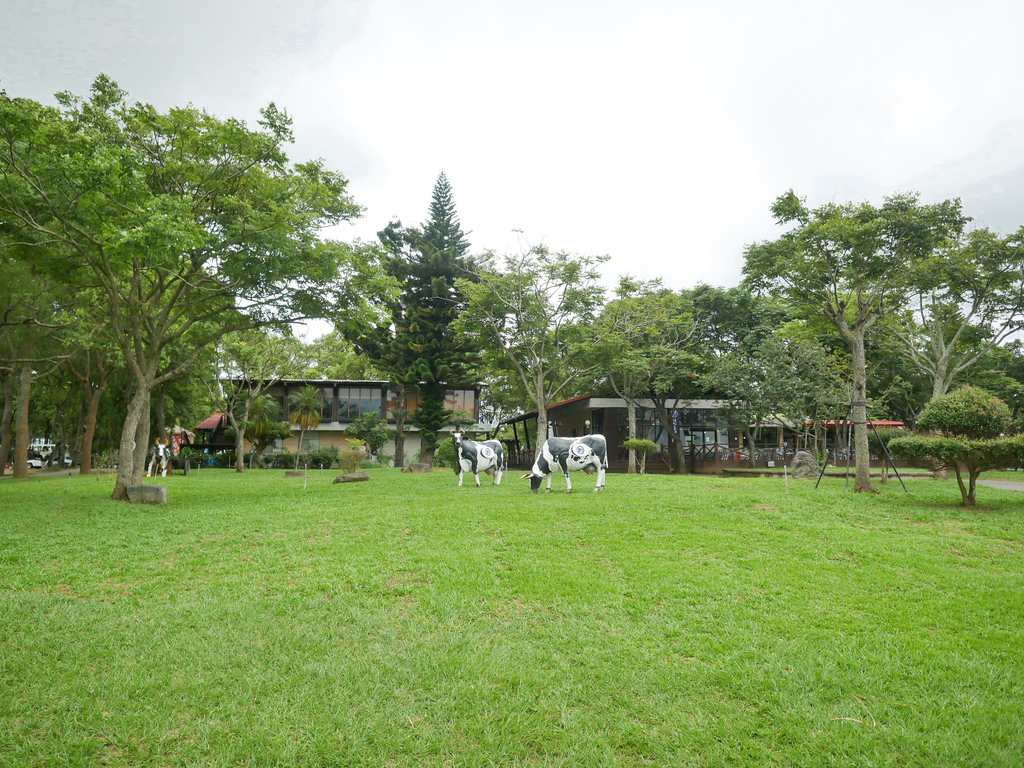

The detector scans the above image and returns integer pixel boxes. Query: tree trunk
[113,385,151,500]
[850,332,874,494]
[78,378,107,476]
[133,394,152,481]
[748,423,762,469]
[393,412,406,468]
[0,373,13,477]
[228,411,246,473]
[626,397,638,474]
[535,409,550,460]
[652,398,687,474]
[294,426,305,469]
[392,384,407,468]
[155,383,168,442]
[69,393,85,469]
[419,439,436,468]
[12,365,32,479]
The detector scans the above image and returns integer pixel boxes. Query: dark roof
[196,413,229,430]
[499,393,597,425]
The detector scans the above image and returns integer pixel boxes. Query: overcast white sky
[3,0,1023,293]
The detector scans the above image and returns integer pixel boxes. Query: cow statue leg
[594,464,606,492]
[161,455,169,477]
[494,464,503,485]
[560,459,573,493]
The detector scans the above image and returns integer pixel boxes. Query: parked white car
[26,457,44,469]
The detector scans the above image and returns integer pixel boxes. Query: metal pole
[816,404,851,490]
[868,414,910,495]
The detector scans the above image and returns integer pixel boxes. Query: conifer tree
[378,173,479,465]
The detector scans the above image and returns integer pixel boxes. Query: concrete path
[977,480,1024,492]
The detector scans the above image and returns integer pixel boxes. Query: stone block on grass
[334,471,370,484]
[127,485,167,505]
[401,463,433,473]
[790,451,821,479]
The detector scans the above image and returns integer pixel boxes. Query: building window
[301,434,320,452]
[387,391,421,419]
[445,389,476,419]
[337,387,382,420]
[321,388,334,423]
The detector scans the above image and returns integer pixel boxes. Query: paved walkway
[977,480,1024,492]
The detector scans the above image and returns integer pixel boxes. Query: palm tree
[247,395,282,468]
[289,386,324,469]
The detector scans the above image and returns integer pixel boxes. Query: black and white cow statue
[522,434,608,493]
[147,438,171,477]
[452,431,505,487]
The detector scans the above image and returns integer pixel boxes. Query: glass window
[445,389,476,419]
[337,387,383,420]
[321,388,334,422]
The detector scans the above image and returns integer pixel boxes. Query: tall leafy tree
[0,258,76,477]
[707,334,845,465]
[455,243,614,452]
[202,329,308,472]
[891,226,1024,400]
[744,191,965,493]
[246,395,291,468]
[597,280,691,473]
[0,77,384,498]
[302,331,381,380]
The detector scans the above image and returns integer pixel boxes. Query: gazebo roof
[196,413,228,430]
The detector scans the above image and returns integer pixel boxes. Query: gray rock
[334,471,370,483]
[285,471,308,478]
[790,451,821,479]
[127,485,168,504]
[401,463,433,473]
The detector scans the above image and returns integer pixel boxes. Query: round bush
[434,437,458,468]
[917,386,1012,439]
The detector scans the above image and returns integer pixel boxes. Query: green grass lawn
[1,468,1022,767]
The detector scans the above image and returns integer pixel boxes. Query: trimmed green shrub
[306,446,340,470]
[622,439,660,474]
[434,437,458,468]
[918,386,1012,439]
[889,434,1024,506]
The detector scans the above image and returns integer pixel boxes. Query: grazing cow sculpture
[452,431,505,487]
[522,434,608,493]
[147,438,172,477]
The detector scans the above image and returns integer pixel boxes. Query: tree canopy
[0,76,387,497]
[744,190,966,492]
